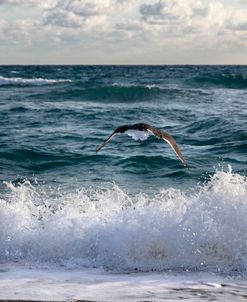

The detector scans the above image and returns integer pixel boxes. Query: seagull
[96,123,189,168]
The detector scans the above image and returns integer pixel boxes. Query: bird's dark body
[114,123,151,134]
[114,123,165,140]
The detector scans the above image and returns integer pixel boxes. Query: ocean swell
[0,166,246,273]
[194,73,247,89]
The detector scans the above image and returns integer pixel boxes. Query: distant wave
[0,166,246,274]
[75,84,199,102]
[0,75,72,86]
[73,85,164,102]
[194,73,247,89]
[112,82,162,89]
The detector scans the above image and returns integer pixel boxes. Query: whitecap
[0,75,72,86]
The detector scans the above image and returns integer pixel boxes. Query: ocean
[0,65,246,301]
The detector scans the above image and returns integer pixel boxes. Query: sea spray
[0,167,246,273]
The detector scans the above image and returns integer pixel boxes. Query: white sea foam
[0,75,72,86]
[0,166,246,273]
[1,265,244,301]
[112,82,162,89]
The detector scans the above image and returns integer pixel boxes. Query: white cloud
[0,0,247,63]
[0,18,40,47]
[0,18,6,29]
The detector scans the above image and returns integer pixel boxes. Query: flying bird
[96,123,189,168]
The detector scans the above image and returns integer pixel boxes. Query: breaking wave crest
[0,75,72,86]
[0,166,246,274]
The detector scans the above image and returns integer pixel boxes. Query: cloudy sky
[0,0,247,64]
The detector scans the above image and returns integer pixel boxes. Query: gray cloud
[228,20,247,31]
[140,1,165,18]
[43,0,113,29]
[139,1,183,25]
[115,22,142,32]
[67,1,105,16]
[0,0,57,8]
[139,0,247,35]
[0,0,22,4]
[43,9,83,28]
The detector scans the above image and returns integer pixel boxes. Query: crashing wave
[0,166,246,273]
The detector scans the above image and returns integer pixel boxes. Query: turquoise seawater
[0,65,246,275]
[0,65,246,192]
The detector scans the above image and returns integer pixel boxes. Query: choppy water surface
[0,65,246,300]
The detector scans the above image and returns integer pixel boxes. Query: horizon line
[1,63,247,67]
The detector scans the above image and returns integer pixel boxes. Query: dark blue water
[0,66,247,274]
[0,65,246,193]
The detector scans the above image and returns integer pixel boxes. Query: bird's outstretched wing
[146,125,189,168]
[96,123,189,168]
[96,131,116,153]
[96,125,131,153]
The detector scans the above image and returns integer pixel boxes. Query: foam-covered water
[0,65,246,299]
